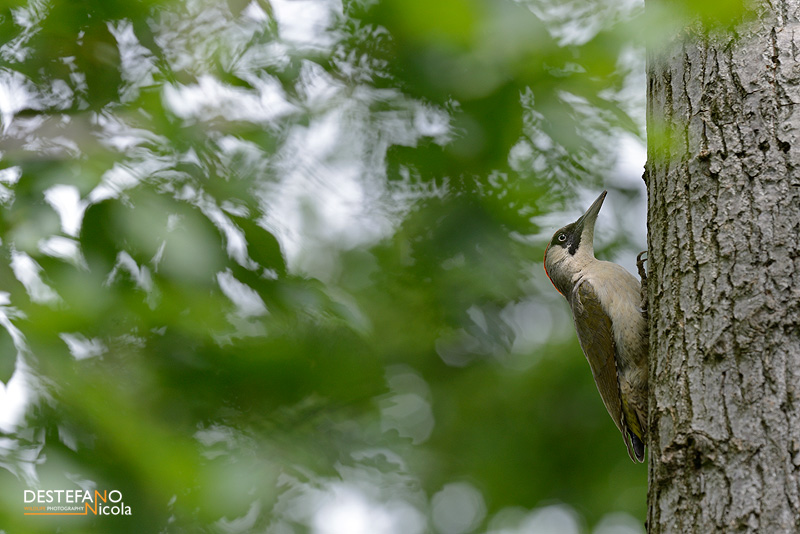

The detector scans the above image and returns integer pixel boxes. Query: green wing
[570,280,639,462]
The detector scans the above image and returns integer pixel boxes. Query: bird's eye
[557,233,567,242]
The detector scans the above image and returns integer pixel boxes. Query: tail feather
[629,431,645,462]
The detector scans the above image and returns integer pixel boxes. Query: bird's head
[543,190,606,296]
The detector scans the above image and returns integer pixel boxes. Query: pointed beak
[574,190,606,235]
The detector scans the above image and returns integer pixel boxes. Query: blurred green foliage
[0,0,672,532]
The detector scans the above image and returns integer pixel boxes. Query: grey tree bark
[645,1,800,532]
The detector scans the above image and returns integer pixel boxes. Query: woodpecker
[543,190,648,462]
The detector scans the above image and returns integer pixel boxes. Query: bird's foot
[636,250,648,282]
[636,251,648,316]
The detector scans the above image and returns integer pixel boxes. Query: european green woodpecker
[543,190,648,462]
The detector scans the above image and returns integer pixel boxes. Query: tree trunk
[645,1,800,532]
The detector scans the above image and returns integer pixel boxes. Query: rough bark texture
[645,1,800,532]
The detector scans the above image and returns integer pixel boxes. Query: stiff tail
[629,431,645,462]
